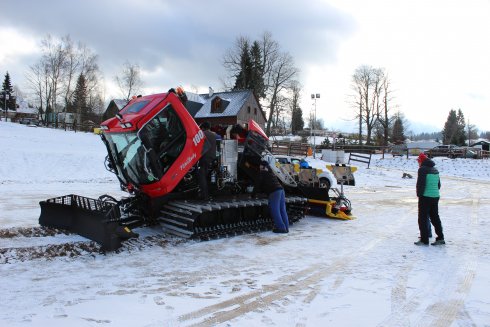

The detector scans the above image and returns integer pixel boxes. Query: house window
[254,108,257,115]
[211,97,222,113]
[247,106,251,114]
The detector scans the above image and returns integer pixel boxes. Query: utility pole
[311,93,320,158]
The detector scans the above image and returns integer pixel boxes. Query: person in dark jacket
[198,122,217,201]
[253,160,289,233]
[414,153,445,246]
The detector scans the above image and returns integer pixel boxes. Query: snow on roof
[15,98,37,114]
[185,92,205,104]
[406,140,439,149]
[112,99,128,109]
[470,139,490,146]
[194,90,253,118]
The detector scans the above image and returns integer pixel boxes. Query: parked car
[458,147,478,159]
[391,143,407,157]
[18,117,40,126]
[424,145,477,159]
[274,155,336,189]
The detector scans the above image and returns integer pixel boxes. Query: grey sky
[0,0,352,90]
[1,0,489,133]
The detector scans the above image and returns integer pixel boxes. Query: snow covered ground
[1,121,490,327]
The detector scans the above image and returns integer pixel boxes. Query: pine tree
[249,41,265,98]
[442,109,457,144]
[233,40,252,91]
[455,109,466,145]
[233,40,266,99]
[442,109,466,145]
[73,74,89,122]
[1,72,16,111]
[391,115,406,143]
[291,106,304,134]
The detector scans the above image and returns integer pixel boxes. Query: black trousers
[418,196,444,243]
[198,159,211,200]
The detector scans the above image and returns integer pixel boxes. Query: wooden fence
[271,141,310,157]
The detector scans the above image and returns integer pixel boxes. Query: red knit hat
[417,153,428,163]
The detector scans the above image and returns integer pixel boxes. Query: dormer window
[211,97,222,113]
[210,96,229,113]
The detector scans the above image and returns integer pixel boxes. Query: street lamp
[311,93,320,158]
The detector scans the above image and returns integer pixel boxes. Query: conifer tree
[249,41,265,98]
[73,74,89,122]
[442,109,466,145]
[233,40,252,91]
[233,40,266,99]
[1,72,16,110]
[291,106,304,134]
[391,115,405,143]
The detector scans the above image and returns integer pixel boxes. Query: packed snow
[1,121,490,327]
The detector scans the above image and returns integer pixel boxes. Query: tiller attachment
[39,194,139,251]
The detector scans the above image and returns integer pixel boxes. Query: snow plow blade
[39,194,138,251]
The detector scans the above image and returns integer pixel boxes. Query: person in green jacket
[414,153,446,246]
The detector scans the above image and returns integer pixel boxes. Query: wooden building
[186,89,267,130]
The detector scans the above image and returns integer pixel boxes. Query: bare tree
[25,61,47,118]
[26,34,103,125]
[42,34,67,125]
[115,61,143,101]
[264,50,299,135]
[62,36,101,111]
[351,65,394,145]
[377,72,394,145]
[272,93,289,132]
[256,32,299,134]
[351,66,373,144]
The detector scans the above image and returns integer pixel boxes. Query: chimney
[209,86,214,97]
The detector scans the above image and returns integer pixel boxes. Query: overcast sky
[1,0,489,134]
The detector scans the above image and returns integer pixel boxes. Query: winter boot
[431,239,445,246]
[414,240,429,246]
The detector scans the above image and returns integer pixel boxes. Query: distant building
[406,140,440,155]
[13,98,37,121]
[185,89,267,130]
[103,99,128,121]
[470,140,490,151]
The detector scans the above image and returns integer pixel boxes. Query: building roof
[193,90,260,119]
[112,99,128,110]
[16,98,37,114]
[406,140,440,149]
[470,140,490,146]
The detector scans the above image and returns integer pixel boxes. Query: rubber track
[159,196,307,240]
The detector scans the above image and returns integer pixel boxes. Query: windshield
[105,132,159,185]
[138,104,186,174]
[104,104,187,186]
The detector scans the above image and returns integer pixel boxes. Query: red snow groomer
[39,88,310,250]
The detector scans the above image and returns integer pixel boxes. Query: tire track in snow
[378,185,482,327]
[416,196,480,327]
[178,205,413,327]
